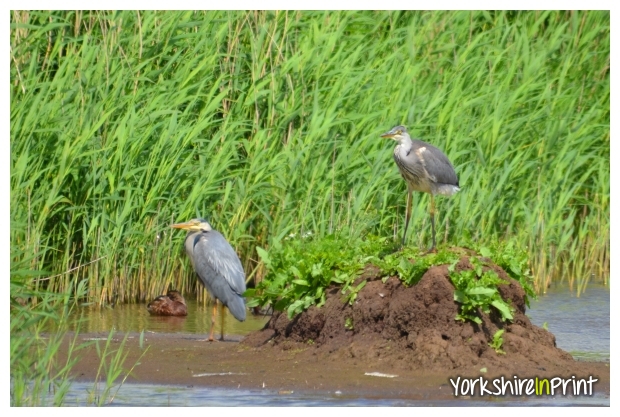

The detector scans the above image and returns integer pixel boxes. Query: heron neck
[397,137,413,153]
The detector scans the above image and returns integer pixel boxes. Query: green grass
[10,11,609,307]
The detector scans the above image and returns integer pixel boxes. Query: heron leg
[428,193,437,253]
[219,303,226,341]
[208,300,217,342]
[402,187,413,247]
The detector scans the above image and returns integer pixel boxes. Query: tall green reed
[10,11,609,302]
[10,243,141,405]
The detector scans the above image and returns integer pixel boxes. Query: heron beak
[380,132,395,138]
[170,221,193,230]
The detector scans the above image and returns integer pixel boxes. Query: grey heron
[381,125,460,252]
[171,218,246,341]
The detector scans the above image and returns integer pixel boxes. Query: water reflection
[69,299,269,336]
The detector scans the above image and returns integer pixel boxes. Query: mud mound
[243,257,575,373]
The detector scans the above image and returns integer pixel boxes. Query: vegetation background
[11,10,609,303]
[9,10,609,406]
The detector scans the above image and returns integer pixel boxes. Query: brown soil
[60,257,610,400]
[243,257,608,380]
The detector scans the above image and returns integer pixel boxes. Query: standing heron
[381,125,460,252]
[171,218,246,341]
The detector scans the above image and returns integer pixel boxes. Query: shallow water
[60,283,609,406]
[526,282,610,362]
[61,382,609,406]
[68,299,269,337]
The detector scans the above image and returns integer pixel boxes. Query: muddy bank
[60,331,609,400]
[59,256,610,400]
[244,257,601,378]
[62,332,465,399]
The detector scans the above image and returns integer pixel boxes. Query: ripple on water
[527,282,609,362]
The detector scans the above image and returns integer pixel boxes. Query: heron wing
[411,140,459,186]
[190,231,247,296]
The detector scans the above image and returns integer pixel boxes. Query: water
[527,282,610,362]
[68,299,269,336]
[60,382,609,406]
[60,285,609,406]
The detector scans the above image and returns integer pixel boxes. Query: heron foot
[424,247,438,255]
[198,337,218,342]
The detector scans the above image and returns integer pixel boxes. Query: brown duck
[147,290,188,316]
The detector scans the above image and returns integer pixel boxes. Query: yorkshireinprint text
[449,376,598,397]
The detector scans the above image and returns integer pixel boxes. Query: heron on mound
[380,125,460,252]
[171,218,246,341]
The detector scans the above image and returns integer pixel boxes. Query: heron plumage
[186,230,246,321]
[381,125,460,250]
[393,137,459,194]
[171,218,247,340]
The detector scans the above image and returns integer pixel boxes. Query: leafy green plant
[246,233,533,322]
[449,257,514,324]
[247,235,393,318]
[342,280,367,305]
[344,317,354,331]
[247,234,466,318]
[477,242,536,306]
[489,329,506,355]
[377,248,461,286]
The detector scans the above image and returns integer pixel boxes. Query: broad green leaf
[466,287,497,296]
[491,300,514,321]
